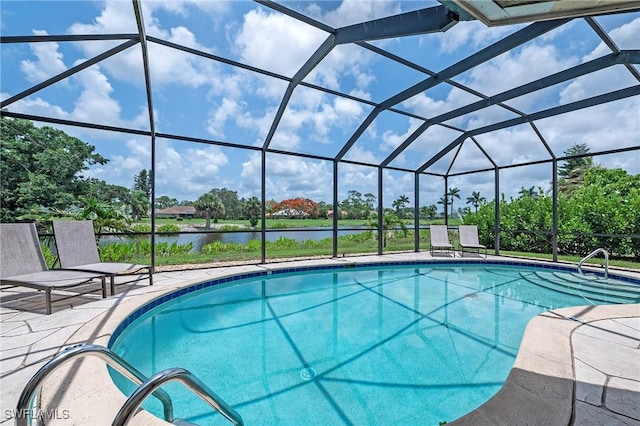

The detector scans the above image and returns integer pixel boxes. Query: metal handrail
[14,344,174,426]
[113,367,244,426]
[578,248,609,279]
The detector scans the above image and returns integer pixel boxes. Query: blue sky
[1,1,639,208]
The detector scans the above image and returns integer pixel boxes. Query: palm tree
[368,212,407,247]
[128,190,149,221]
[466,191,486,213]
[397,194,410,219]
[437,196,449,217]
[72,196,131,242]
[447,187,461,217]
[245,196,261,228]
[518,186,542,199]
[194,193,225,229]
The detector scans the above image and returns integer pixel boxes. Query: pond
[102,227,374,251]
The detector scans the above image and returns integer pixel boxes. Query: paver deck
[1,253,638,425]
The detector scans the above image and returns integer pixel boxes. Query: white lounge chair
[458,225,487,257]
[429,225,454,256]
[0,223,107,314]
[52,220,153,295]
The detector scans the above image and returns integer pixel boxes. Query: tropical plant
[393,195,410,219]
[194,192,225,229]
[1,116,108,222]
[71,196,131,240]
[558,143,595,197]
[245,196,262,228]
[437,196,449,217]
[133,169,152,200]
[368,212,407,247]
[447,187,461,217]
[128,189,150,220]
[466,191,486,213]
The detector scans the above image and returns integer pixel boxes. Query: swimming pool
[109,261,639,425]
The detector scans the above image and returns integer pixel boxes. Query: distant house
[271,208,309,218]
[327,210,347,217]
[156,206,196,218]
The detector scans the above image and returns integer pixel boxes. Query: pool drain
[300,367,316,380]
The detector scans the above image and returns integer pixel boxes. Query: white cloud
[20,30,67,83]
[234,8,327,78]
[240,153,332,201]
[437,20,517,54]
[306,0,401,27]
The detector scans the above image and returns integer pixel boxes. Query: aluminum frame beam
[381,50,639,168]
[334,6,458,44]
[417,84,640,173]
[335,18,570,160]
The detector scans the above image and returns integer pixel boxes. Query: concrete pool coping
[1,253,638,425]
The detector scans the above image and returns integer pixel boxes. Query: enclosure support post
[444,176,449,226]
[378,167,384,255]
[414,172,420,252]
[261,150,266,264]
[494,167,500,255]
[552,159,559,262]
[333,161,339,257]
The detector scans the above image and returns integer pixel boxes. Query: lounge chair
[52,220,153,295]
[458,225,487,257]
[0,223,107,314]
[429,225,454,256]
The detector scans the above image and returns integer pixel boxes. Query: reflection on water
[101,227,370,252]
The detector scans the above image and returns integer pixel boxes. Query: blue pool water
[109,263,639,425]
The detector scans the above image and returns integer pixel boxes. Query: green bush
[131,224,152,233]
[465,168,639,259]
[100,242,138,262]
[244,239,262,252]
[157,224,180,233]
[202,241,243,253]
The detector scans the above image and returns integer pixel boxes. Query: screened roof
[1,0,639,204]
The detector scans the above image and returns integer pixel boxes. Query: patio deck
[1,253,638,425]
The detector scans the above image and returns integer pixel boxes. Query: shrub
[157,224,180,234]
[131,224,152,233]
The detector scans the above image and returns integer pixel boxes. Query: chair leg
[110,276,116,295]
[148,269,153,286]
[45,289,52,315]
[101,277,107,298]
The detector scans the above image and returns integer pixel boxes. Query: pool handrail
[578,248,609,279]
[15,344,174,426]
[112,367,244,426]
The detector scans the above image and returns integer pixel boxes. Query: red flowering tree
[273,197,319,218]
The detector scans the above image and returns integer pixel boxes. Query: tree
[245,196,262,228]
[155,195,178,210]
[437,196,449,216]
[368,212,407,247]
[393,195,410,219]
[420,205,437,221]
[194,192,225,229]
[558,143,595,197]
[518,186,543,200]
[210,188,241,219]
[447,187,461,217]
[133,169,152,200]
[558,143,593,179]
[466,191,486,213]
[1,116,108,221]
[128,190,149,221]
[364,193,376,214]
[85,180,130,205]
[70,197,131,241]
[273,198,319,218]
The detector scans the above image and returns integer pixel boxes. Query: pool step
[520,271,640,304]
